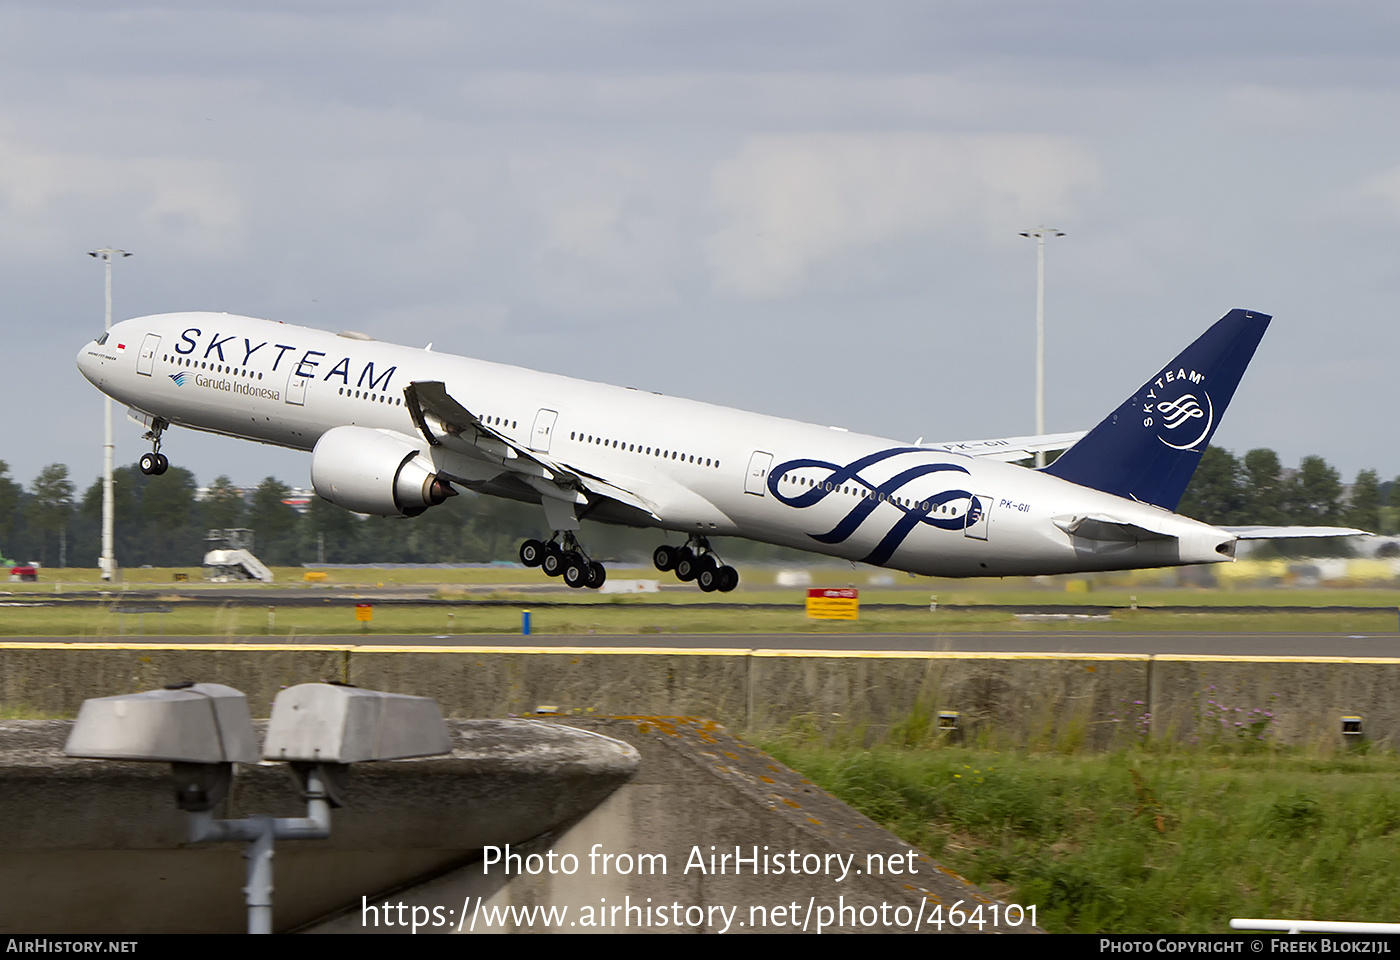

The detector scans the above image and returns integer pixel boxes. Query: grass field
[2,566,1397,636]
[762,740,1400,934]
[1,601,1397,637]
[5,564,1400,600]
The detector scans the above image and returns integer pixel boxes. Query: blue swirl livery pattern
[767,446,979,566]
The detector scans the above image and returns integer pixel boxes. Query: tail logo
[1143,369,1214,451]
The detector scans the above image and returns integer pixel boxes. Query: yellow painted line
[1153,654,1400,665]
[347,645,757,656]
[0,642,341,652]
[2,643,1398,666]
[748,649,1151,661]
[0,642,1151,661]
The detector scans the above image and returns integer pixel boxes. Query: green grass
[761,740,1400,934]
[0,602,1396,638]
[5,565,1399,600]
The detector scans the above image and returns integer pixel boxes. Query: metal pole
[90,248,131,582]
[1018,228,1063,467]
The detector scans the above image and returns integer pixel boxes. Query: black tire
[563,555,588,588]
[154,453,169,475]
[519,539,545,567]
[697,566,720,592]
[675,555,699,582]
[717,566,739,592]
[139,453,157,476]
[542,548,564,577]
[653,545,677,572]
[587,561,606,589]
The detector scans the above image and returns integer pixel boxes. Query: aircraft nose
[76,337,104,385]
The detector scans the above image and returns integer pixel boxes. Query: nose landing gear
[138,420,171,476]
[653,536,738,592]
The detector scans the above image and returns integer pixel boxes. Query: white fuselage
[77,312,1236,577]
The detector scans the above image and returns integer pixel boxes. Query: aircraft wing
[403,380,659,521]
[1222,526,1372,540]
[921,431,1086,462]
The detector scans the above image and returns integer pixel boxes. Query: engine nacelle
[311,426,455,517]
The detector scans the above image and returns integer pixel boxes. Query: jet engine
[310,426,455,517]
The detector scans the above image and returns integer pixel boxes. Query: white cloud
[703,133,1100,299]
[507,149,695,312]
[0,138,245,256]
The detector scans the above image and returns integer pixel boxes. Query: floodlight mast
[88,248,132,582]
[1018,228,1064,467]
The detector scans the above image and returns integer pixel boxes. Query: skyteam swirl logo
[768,447,978,566]
[1141,367,1214,451]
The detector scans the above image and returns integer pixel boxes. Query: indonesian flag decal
[115,342,126,352]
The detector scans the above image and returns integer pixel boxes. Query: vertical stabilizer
[1043,309,1271,510]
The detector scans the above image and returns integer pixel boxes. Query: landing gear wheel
[542,545,565,577]
[717,566,738,592]
[154,453,169,475]
[563,554,589,589]
[653,545,678,572]
[138,452,167,476]
[587,561,606,589]
[697,565,721,592]
[675,554,700,582]
[519,539,545,567]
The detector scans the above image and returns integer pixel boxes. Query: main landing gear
[138,419,171,476]
[653,536,738,593]
[519,532,607,590]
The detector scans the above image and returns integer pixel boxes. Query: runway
[11,631,1400,658]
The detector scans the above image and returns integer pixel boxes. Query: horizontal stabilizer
[923,431,1086,462]
[1223,525,1372,540]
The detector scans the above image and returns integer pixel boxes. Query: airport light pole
[1018,227,1064,467]
[89,248,132,582]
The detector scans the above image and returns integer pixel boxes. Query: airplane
[75,308,1364,590]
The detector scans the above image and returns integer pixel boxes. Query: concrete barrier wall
[310,717,1031,935]
[2,643,1396,748]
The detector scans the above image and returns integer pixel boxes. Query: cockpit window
[95,333,109,345]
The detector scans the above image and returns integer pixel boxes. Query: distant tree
[1241,449,1285,525]
[303,496,363,563]
[1384,477,1400,537]
[138,467,201,566]
[29,464,75,566]
[1346,469,1382,533]
[201,475,247,531]
[0,461,20,550]
[249,478,302,564]
[1284,455,1343,524]
[1177,447,1244,524]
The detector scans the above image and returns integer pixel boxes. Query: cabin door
[745,451,773,496]
[529,409,558,453]
[963,494,992,540]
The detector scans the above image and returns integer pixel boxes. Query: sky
[4,1,1400,496]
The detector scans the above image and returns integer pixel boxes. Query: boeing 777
[75,308,1361,590]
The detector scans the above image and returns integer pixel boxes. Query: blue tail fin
[1042,308,1271,510]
